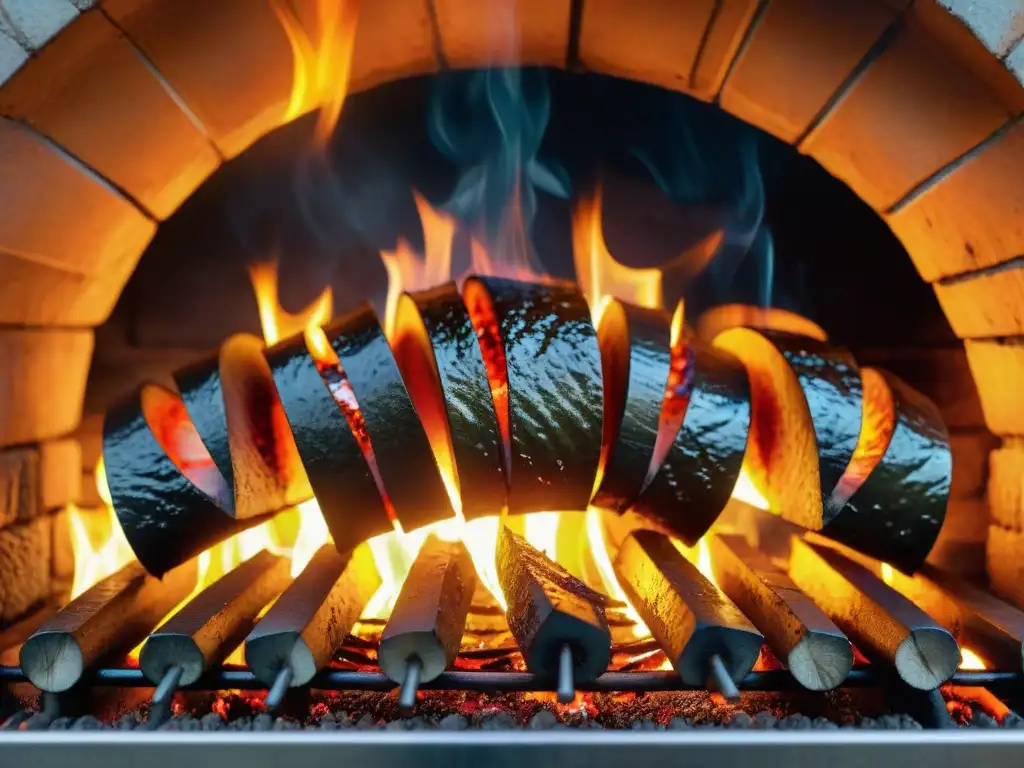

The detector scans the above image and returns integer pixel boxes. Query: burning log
[709,533,852,690]
[174,333,309,521]
[463,277,603,514]
[245,544,381,696]
[264,333,393,553]
[19,561,196,692]
[391,283,507,518]
[139,550,291,691]
[789,538,960,689]
[627,330,751,544]
[821,368,951,571]
[378,535,477,710]
[497,526,611,702]
[615,530,763,698]
[591,300,672,513]
[837,553,1024,673]
[103,384,273,576]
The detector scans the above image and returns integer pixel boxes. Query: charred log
[614,530,763,687]
[497,526,611,685]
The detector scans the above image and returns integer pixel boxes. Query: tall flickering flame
[272,0,359,144]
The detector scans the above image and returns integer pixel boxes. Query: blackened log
[174,333,309,520]
[20,561,196,692]
[103,384,270,576]
[392,283,506,518]
[789,537,959,690]
[591,300,672,514]
[265,333,392,554]
[496,526,611,682]
[821,368,950,571]
[712,328,862,530]
[627,332,751,544]
[615,530,763,686]
[378,535,477,684]
[463,277,603,515]
[139,550,291,686]
[245,544,381,687]
[710,534,852,690]
[325,304,454,530]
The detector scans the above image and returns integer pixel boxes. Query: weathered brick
[0,448,36,529]
[987,523,1024,609]
[0,515,52,623]
[935,266,1024,339]
[39,439,80,512]
[988,439,1024,529]
[927,497,987,577]
[964,338,1024,434]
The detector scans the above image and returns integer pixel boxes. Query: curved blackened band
[264,333,392,555]
[761,331,863,513]
[327,304,454,532]
[174,350,234,506]
[628,335,751,545]
[403,283,506,519]
[821,369,950,573]
[469,276,604,515]
[103,389,264,577]
[592,302,672,514]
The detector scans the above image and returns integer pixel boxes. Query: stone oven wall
[0,0,1020,629]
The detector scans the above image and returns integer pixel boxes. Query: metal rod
[706,654,741,702]
[0,665,1019,693]
[263,666,293,712]
[557,644,575,704]
[398,657,422,713]
[151,665,183,708]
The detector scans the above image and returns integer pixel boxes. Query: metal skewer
[263,666,294,712]
[398,656,423,712]
[706,654,741,702]
[556,644,575,704]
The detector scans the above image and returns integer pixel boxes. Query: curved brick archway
[0,0,1021,614]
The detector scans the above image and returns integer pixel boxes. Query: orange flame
[959,648,986,671]
[272,0,359,144]
[572,184,662,324]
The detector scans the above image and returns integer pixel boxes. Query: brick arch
[0,1,1021,571]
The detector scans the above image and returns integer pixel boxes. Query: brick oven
[0,0,1023,763]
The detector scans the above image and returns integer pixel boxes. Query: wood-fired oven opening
[0,0,1021,735]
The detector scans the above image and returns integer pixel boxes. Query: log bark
[615,530,763,685]
[246,543,380,686]
[378,535,477,684]
[710,533,852,690]
[789,537,959,690]
[497,526,611,682]
[139,550,290,686]
[20,560,196,692]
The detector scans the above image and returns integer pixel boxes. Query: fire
[959,648,986,670]
[572,184,662,325]
[272,0,359,144]
[67,460,134,601]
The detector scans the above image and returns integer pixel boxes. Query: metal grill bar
[1,665,1020,693]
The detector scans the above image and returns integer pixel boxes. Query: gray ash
[2,686,1020,731]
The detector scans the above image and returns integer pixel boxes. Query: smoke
[625,92,774,309]
[429,67,570,272]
